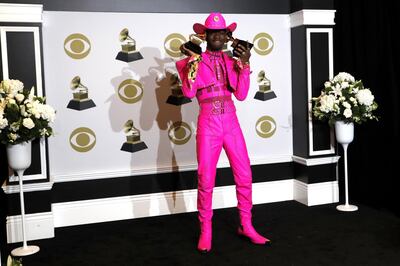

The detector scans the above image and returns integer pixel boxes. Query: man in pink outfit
[176,12,271,253]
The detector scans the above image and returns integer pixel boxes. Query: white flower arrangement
[312,72,378,125]
[0,79,56,145]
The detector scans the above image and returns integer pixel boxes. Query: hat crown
[193,12,236,34]
[204,12,226,30]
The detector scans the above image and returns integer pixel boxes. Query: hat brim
[193,22,237,34]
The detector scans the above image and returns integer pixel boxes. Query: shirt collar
[205,49,223,59]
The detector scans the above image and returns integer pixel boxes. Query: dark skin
[180,29,251,64]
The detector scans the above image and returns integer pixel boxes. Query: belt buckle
[212,99,224,115]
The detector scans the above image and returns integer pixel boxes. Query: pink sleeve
[233,65,251,101]
[175,57,197,99]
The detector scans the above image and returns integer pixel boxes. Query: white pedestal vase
[334,121,358,212]
[6,140,40,256]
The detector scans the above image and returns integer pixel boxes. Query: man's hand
[180,44,196,57]
[235,42,251,64]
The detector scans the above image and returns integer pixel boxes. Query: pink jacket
[175,53,251,101]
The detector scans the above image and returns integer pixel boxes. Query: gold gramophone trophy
[116,28,143,62]
[166,72,192,106]
[120,120,148,153]
[183,34,204,55]
[254,70,277,101]
[227,32,254,58]
[67,76,96,110]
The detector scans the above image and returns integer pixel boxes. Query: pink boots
[197,221,212,253]
[237,221,271,245]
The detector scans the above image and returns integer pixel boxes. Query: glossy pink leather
[176,51,268,249]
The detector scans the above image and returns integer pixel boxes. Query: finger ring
[242,51,245,55]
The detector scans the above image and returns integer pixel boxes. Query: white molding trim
[6,212,54,243]
[0,27,48,182]
[293,179,338,206]
[52,180,294,228]
[53,155,293,183]
[2,181,54,194]
[6,179,337,241]
[290,9,336,28]
[0,3,43,23]
[292,155,340,166]
[306,28,335,156]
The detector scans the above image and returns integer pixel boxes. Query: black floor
[5,201,400,266]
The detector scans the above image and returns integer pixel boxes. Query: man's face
[206,29,227,51]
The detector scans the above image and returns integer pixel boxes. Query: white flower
[342,102,351,109]
[22,118,35,129]
[319,94,336,113]
[341,81,349,89]
[15,93,25,102]
[332,86,342,97]
[343,108,352,118]
[0,117,8,129]
[8,133,18,142]
[333,72,355,83]
[312,72,378,125]
[0,79,23,96]
[28,86,35,101]
[356,89,374,106]
[40,128,48,136]
[0,79,56,144]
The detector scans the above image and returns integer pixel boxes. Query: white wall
[42,12,293,182]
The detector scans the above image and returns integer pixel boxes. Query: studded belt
[199,96,235,115]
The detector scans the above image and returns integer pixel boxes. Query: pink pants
[196,103,252,223]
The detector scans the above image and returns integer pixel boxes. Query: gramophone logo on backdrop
[69,127,96,152]
[253,32,274,56]
[255,116,276,138]
[67,76,96,110]
[254,70,277,101]
[64,33,91,59]
[116,28,144,62]
[117,79,144,104]
[168,121,192,145]
[120,119,148,153]
[166,71,191,106]
[164,33,187,57]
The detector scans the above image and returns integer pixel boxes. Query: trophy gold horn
[119,28,135,44]
[257,70,266,83]
[124,119,139,135]
[124,119,134,134]
[70,76,88,92]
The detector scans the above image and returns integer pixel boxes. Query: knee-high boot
[197,220,212,253]
[236,178,270,245]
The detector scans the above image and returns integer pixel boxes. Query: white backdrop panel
[42,12,293,182]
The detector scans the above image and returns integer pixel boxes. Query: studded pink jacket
[175,52,251,101]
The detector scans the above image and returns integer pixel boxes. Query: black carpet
[6,201,400,266]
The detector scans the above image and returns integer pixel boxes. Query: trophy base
[67,99,96,110]
[183,41,202,55]
[120,141,148,153]
[116,51,143,62]
[166,95,192,106]
[254,90,277,101]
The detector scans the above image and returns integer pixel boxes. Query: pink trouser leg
[196,114,223,252]
[223,113,270,245]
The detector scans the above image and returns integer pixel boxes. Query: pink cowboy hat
[193,12,237,34]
